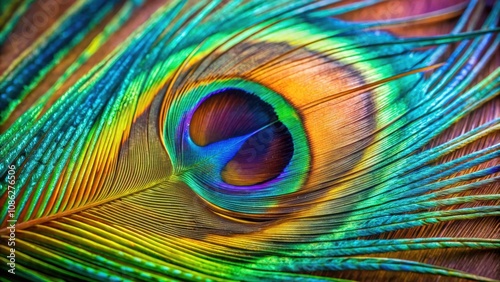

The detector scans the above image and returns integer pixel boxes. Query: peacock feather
[0,0,499,281]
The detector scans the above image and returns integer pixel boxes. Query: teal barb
[0,0,499,281]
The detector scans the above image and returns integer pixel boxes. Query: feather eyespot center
[189,88,294,186]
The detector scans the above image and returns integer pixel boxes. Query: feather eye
[163,78,310,215]
[0,0,499,281]
[157,16,441,218]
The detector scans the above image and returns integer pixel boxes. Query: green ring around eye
[163,78,311,214]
